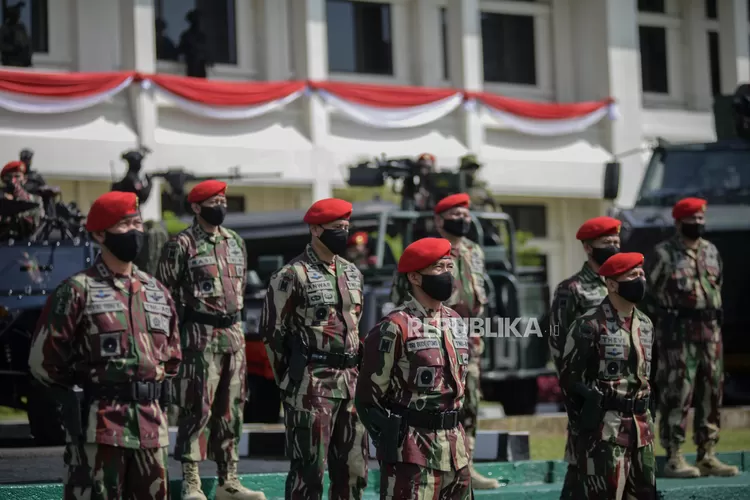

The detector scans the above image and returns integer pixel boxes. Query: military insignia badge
[379,337,393,353]
[279,277,290,292]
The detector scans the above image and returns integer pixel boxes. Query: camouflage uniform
[261,244,369,500]
[28,257,181,499]
[548,262,608,464]
[0,180,42,239]
[134,220,169,276]
[356,293,471,500]
[646,235,737,475]
[559,297,655,499]
[156,220,254,495]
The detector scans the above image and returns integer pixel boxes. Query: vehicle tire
[498,379,538,416]
[27,390,66,446]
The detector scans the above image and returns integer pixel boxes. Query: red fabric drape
[309,80,461,108]
[0,69,135,97]
[471,92,613,119]
[148,74,306,106]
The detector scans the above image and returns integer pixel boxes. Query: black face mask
[680,222,704,240]
[442,217,470,237]
[616,278,646,304]
[103,230,144,263]
[419,272,454,302]
[591,246,620,266]
[319,228,348,255]
[200,205,226,226]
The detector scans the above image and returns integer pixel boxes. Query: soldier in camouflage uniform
[559,252,656,500]
[134,219,170,275]
[391,193,497,489]
[357,237,471,500]
[645,197,738,478]
[28,191,182,499]
[459,155,497,213]
[345,231,375,269]
[156,180,265,500]
[261,198,369,500]
[549,217,621,469]
[0,160,42,239]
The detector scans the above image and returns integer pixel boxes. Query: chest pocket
[671,258,695,292]
[404,338,445,392]
[598,333,630,381]
[702,252,720,286]
[143,299,172,360]
[303,274,339,326]
[188,255,221,298]
[85,291,127,363]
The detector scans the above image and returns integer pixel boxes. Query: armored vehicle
[603,90,750,405]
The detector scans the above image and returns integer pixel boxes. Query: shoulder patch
[379,337,394,353]
[577,321,596,340]
[278,276,290,292]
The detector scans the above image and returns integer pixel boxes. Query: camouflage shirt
[559,297,654,460]
[133,220,169,276]
[548,262,608,372]
[0,182,42,239]
[156,220,247,353]
[356,294,470,472]
[28,257,181,449]
[645,235,722,342]
[261,244,364,399]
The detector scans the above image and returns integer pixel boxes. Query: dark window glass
[502,204,547,238]
[638,0,665,13]
[639,26,669,93]
[226,195,245,213]
[327,0,393,75]
[441,7,449,80]
[706,0,717,19]
[155,0,237,64]
[0,0,48,53]
[708,31,721,96]
[481,12,536,85]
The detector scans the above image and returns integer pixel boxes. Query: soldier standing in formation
[548,216,621,471]
[261,198,369,500]
[0,160,42,239]
[357,237,471,500]
[28,191,182,499]
[645,197,738,478]
[559,252,655,499]
[156,180,265,500]
[391,193,497,489]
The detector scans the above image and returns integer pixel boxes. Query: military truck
[602,90,750,405]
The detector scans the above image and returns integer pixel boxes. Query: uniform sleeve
[260,267,297,385]
[558,317,597,394]
[240,236,249,292]
[355,318,401,436]
[548,282,576,369]
[164,287,182,378]
[28,279,86,387]
[155,237,186,299]
[715,244,723,289]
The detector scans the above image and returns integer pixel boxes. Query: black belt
[602,395,650,415]
[86,381,163,402]
[309,350,360,369]
[391,406,461,430]
[184,309,241,328]
[667,308,721,322]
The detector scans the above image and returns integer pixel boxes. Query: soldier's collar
[305,244,335,267]
[192,219,225,242]
[581,261,602,281]
[404,293,439,318]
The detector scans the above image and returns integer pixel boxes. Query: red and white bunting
[473,92,618,136]
[0,69,134,114]
[144,75,305,120]
[310,81,463,129]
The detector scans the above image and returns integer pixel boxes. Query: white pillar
[683,0,712,110]
[550,0,575,101]
[291,0,332,201]
[411,0,442,87]
[718,0,750,93]
[447,0,484,154]
[120,0,161,219]
[260,0,292,80]
[73,0,121,71]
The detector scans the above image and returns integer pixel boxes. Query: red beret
[187,180,227,204]
[85,191,139,232]
[348,231,368,245]
[398,237,452,273]
[434,193,471,214]
[576,216,622,241]
[304,198,352,224]
[672,197,707,220]
[1,161,25,177]
[598,252,644,278]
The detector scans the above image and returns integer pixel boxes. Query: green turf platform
[1,453,748,500]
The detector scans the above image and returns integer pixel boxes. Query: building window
[638,0,665,13]
[708,31,721,96]
[440,7,449,81]
[639,26,668,94]
[502,204,547,238]
[155,0,237,65]
[481,11,536,85]
[705,0,717,19]
[326,0,393,75]
[226,195,245,213]
[0,0,48,54]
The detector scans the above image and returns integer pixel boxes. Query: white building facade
[0,0,747,287]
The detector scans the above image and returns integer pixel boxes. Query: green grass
[0,406,26,421]
[530,428,750,461]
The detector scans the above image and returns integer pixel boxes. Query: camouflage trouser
[379,462,471,500]
[174,349,247,463]
[657,338,723,450]
[461,360,481,440]
[283,394,369,500]
[63,443,169,499]
[561,442,656,500]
